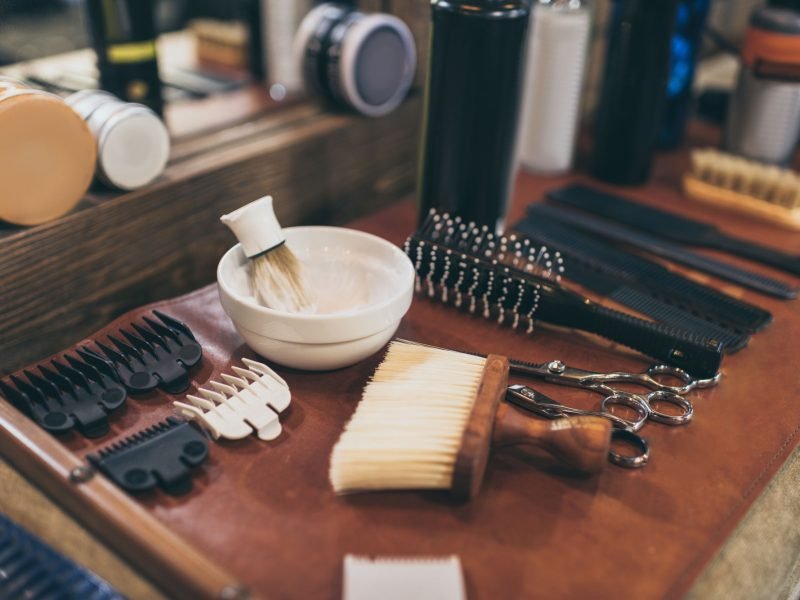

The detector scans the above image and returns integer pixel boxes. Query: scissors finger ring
[609,430,649,468]
[601,391,693,426]
[645,364,721,394]
[644,391,693,426]
[598,393,650,432]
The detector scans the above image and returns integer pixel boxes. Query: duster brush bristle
[329,340,486,493]
[221,196,315,313]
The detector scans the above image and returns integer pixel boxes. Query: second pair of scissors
[509,358,720,430]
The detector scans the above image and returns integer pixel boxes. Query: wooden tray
[3,185,800,598]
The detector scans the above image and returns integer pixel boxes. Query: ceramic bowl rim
[217,225,414,324]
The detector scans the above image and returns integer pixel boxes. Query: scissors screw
[547,360,566,374]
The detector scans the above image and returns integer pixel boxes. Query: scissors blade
[505,385,564,419]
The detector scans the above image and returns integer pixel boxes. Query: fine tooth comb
[87,417,209,495]
[549,183,800,276]
[93,310,203,395]
[531,201,798,299]
[513,211,772,333]
[508,226,750,352]
[0,350,127,438]
[329,341,612,499]
[406,211,724,379]
[174,357,291,441]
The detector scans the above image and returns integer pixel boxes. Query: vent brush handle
[586,305,723,378]
[492,404,611,474]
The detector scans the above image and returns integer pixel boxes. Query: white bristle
[329,341,486,493]
[251,245,315,313]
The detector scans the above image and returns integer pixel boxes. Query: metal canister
[66,90,170,190]
[725,8,800,165]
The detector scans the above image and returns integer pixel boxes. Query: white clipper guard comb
[174,358,291,441]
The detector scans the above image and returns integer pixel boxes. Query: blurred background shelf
[0,1,427,374]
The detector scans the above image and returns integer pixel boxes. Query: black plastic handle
[586,305,723,379]
[711,235,800,277]
[537,288,723,378]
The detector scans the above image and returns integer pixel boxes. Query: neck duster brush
[329,341,611,500]
[221,196,315,313]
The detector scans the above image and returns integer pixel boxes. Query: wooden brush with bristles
[684,148,800,230]
[221,196,315,313]
[329,341,611,500]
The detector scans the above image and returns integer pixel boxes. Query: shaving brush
[221,196,315,313]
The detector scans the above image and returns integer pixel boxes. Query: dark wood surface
[2,138,799,598]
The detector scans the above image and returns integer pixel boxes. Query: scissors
[506,384,650,468]
[507,358,718,429]
[396,339,718,429]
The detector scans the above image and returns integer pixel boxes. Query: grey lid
[751,7,800,35]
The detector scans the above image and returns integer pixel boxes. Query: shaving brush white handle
[220,196,286,258]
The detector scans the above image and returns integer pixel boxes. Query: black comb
[93,310,202,395]
[508,229,750,352]
[513,212,772,333]
[549,184,800,276]
[406,211,724,379]
[0,350,127,438]
[0,513,123,600]
[530,202,798,299]
[88,417,209,495]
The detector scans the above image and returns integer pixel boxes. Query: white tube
[518,0,592,175]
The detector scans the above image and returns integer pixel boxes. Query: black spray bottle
[417,0,531,231]
[85,0,164,115]
[590,0,679,185]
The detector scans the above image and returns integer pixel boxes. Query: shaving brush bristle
[221,195,316,313]
[251,243,314,313]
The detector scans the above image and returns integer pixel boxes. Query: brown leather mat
[4,186,800,599]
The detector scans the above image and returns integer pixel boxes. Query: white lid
[66,89,119,120]
[97,106,170,190]
[220,196,286,258]
[339,13,416,118]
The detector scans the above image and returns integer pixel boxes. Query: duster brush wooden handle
[492,403,611,474]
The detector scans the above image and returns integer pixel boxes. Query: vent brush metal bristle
[405,210,724,379]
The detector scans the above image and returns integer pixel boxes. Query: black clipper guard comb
[0,349,127,438]
[94,310,202,395]
[88,417,209,495]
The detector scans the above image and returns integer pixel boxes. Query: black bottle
[591,0,679,185]
[85,0,163,115]
[417,0,531,231]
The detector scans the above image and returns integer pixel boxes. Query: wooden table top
[2,121,799,600]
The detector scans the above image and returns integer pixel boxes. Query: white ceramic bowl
[217,226,415,370]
